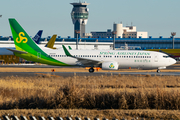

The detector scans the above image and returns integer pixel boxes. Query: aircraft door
[154,54,158,62]
[37,52,41,60]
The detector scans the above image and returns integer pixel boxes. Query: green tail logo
[16,32,28,43]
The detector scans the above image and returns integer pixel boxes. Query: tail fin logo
[16,32,28,43]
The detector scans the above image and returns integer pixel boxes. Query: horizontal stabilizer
[6,48,28,54]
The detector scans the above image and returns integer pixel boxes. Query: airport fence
[0,115,176,120]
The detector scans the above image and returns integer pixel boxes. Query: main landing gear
[157,69,161,73]
[89,67,94,73]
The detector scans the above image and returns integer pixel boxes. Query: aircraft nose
[170,58,176,65]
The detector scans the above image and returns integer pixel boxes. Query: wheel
[157,69,160,73]
[89,68,94,73]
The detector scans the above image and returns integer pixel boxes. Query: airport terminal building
[0,36,179,50]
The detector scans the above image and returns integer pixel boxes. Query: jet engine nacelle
[102,61,119,70]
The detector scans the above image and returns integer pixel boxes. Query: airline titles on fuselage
[100,51,151,56]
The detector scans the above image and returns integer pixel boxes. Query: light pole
[171,32,176,49]
[75,30,80,50]
[112,31,117,50]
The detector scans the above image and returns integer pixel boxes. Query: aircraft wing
[6,48,28,54]
[74,57,102,66]
[62,45,102,66]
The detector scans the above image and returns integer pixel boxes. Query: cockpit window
[163,56,169,58]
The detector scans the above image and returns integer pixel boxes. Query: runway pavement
[0,64,180,77]
[0,64,180,69]
[0,71,180,77]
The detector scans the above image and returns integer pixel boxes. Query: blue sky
[0,0,180,38]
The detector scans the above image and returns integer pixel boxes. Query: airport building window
[71,13,89,19]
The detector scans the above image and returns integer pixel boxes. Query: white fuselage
[42,47,176,70]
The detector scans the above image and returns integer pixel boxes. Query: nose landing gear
[157,69,161,73]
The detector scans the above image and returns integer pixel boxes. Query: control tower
[70,2,90,38]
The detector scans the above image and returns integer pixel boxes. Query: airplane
[0,30,43,55]
[8,18,176,73]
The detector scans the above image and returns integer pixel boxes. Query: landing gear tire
[89,68,94,73]
[157,69,160,73]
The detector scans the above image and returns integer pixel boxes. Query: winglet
[62,45,73,57]
[68,46,72,50]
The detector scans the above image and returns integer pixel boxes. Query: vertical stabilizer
[45,34,57,49]
[32,30,43,44]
